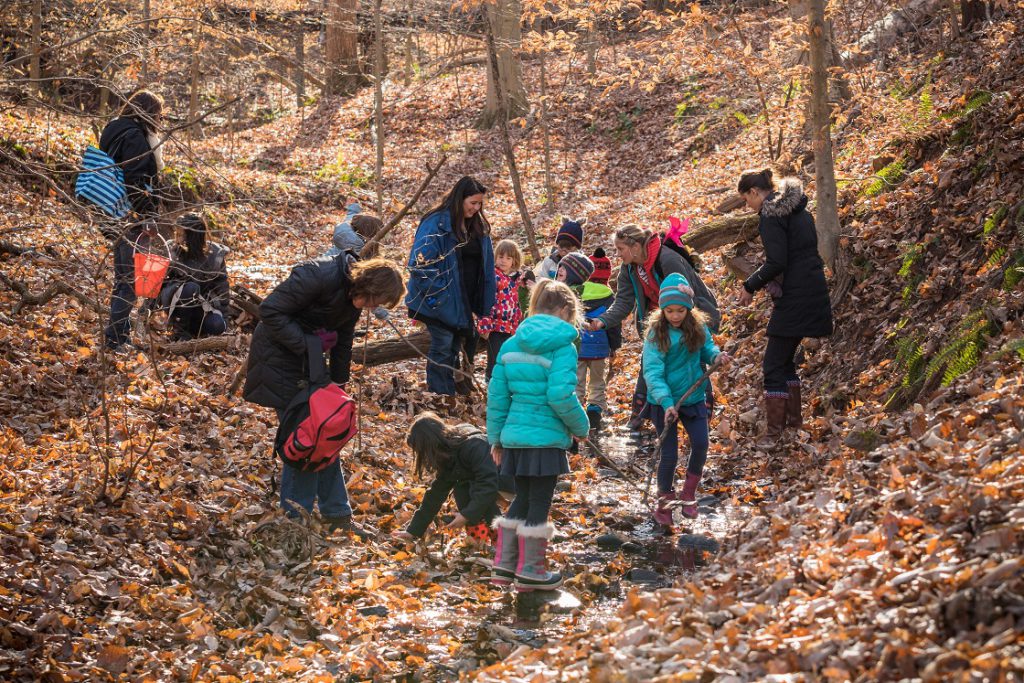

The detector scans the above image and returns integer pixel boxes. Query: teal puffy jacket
[487,314,591,449]
[642,325,720,410]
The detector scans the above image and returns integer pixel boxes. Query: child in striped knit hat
[642,273,730,531]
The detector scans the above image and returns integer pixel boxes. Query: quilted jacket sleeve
[259,264,324,356]
[547,344,590,438]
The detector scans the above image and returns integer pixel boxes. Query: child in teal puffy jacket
[487,279,590,592]
[643,273,730,531]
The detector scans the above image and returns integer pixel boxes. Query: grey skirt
[500,447,570,477]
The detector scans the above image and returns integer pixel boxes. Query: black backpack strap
[305,335,330,387]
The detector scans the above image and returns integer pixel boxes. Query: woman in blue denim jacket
[406,176,496,395]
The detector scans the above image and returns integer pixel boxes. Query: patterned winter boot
[490,517,521,585]
[514,523,562,592]
[677,472,701,519]
[652,493,675,530]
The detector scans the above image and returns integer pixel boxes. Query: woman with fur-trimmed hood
[737,170,833,443]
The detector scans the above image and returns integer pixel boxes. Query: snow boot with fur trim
[490,517,521,585]
[514,523,562,592]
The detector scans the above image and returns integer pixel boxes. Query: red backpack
[274,338,357,472]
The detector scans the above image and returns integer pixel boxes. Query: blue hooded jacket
[405,209,495,330]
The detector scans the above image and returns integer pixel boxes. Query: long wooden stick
[641,365,717,506]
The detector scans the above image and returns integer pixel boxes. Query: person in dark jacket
[99,90,165,350]
[392,412,515,545]
[405,176,496,396]
[159,213,229,340]
[587,225,721,429]
[243,256,405,536]
[737,169,833,441]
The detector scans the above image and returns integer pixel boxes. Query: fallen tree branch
[0,240,32,256]
[0,271,103,315]
[361,154,448,258]
[157,334,250,355]
[682,213,761,253]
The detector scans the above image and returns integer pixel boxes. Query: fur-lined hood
[761,178,808,218]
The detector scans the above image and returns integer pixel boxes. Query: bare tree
[808,0,840,269]
[479,0,528,127]
[324,0,362,95]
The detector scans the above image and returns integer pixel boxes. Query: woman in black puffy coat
[243,255,405,536]
[737,169,833,441]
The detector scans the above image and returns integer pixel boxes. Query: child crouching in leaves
[392,412,514,545]
[644,273,730,531]
[488,279,591,591]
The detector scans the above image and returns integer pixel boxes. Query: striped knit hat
[559,252,594,286]
[659,272,694,310]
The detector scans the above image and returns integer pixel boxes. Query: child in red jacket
[478,240,525,381]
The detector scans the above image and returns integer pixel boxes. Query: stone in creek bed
[357,605,389,618]
[698,495,721,507]
[598,468,621,478]
[626,568,663,583]
[555,480,573,492]
[595,533,626,549]
[676,534,720,553]
[620,541,644,555]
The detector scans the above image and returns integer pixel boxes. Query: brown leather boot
[762,395,788,444]
[785,381,802,429]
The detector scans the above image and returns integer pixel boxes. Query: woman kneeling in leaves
[393,412,514,545]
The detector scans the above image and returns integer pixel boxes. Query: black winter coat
[99,118,159,216]
[406,427,510,538]
[243,254,361,410]
[743,178,833,338]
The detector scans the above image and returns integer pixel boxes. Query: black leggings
[506,475,558,526]
[763,335,802,395]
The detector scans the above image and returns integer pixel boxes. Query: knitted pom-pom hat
[659,272,694,309]
[559,251,595,286]
[590,247,611,284]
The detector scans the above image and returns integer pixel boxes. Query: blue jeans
[425,322,476,395]
[105,237,138,348]
[279,458,353,519]
[651,404,710,492]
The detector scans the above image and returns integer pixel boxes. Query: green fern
[941,90,994,120]
[942,341,979,386]
[865,159,907,197]
[918,77,935,121]
[983,204,1008,237]
[986,247,1008,270]
[1004,252,1024,289]
[894,334,925,387]
[922,311,993,387]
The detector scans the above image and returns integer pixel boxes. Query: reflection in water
[513,590,582,627]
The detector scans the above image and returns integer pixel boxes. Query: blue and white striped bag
[75,145,130,218]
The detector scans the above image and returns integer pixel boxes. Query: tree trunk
[30,0,42,96]
[808,0,840,269]
[404,0,415,85]
[539,43,554,212]
[479,0,528,128]
[373,0,385,215]
[295,31,305,108]
[324,0,362,95]
[961,0,988,30]
[585,28,598,75]
[485,28,541,262]
[142,0,151,84]
[188,28,202,140]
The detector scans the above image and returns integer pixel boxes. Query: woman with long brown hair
[405,176,496,395]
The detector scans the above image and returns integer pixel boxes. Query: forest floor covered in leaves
[2,4,1024,682]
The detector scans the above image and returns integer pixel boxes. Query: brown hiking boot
[785,381,802,429]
